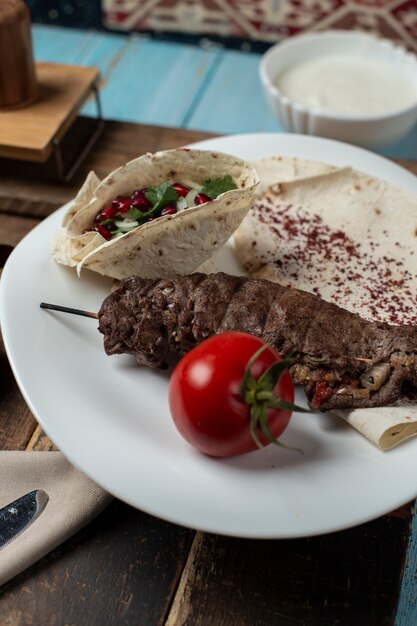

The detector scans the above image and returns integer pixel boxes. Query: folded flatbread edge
[237,155,417,450]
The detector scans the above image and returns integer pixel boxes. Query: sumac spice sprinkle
[249,192,416,325]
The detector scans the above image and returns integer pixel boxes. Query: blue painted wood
[185,49,282,134]
[68,32,129,75]
[32,24,95,64]
[92,36,221,127]
[73,32,131,117]
[30,25,417,158]
[33,25,128,76]
[32,25,131,118]
[395,500,417,625]
[381,124,417,160]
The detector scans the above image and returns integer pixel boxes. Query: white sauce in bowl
[275,55,417,117]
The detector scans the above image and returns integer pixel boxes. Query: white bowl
[260,30,417,149]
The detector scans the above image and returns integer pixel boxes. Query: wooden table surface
[0,119,416,626]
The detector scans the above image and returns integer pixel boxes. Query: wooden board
[0,118,215,212]
[0,62,98,162]
[0,120,416,624]
[0,22,415,623]
[168,523,409,626]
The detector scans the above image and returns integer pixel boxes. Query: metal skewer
[40,303,375,369]
[40,302,98,319]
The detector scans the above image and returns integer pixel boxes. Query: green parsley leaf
[127,207,142,221]
[145,182,179,213]
[200,175,237,200]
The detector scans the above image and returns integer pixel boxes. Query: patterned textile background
[102,0,417,52]
[27,0,417,53]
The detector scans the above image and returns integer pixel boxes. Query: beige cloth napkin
[0,451,112,586]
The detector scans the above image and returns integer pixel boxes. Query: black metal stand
[53,84,104,182]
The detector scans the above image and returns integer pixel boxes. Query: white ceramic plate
[1,133,417,539]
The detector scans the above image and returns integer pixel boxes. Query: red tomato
[168,332,295,457]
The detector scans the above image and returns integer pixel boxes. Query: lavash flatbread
[52,149,259,280]
[234,156,417,450]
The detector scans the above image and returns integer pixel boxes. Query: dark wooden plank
[0,117,215,216]
[0,356,195,626]
[0,119,413,226]
[0,213,39,247]
[0,186,196,626]
[395,159,417,176]
[0,336,193,626]
[0,501,194,626]
[0,331,37,451]
[168,517,410,626]
[26,425,57,451]
[0,195,58,220]
[0,213,42,451]
[0,126,415,626]
[0,122,209,452]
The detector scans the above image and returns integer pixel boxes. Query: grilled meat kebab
[98,272,417,411]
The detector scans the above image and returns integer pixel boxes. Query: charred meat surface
[98,272,417,411]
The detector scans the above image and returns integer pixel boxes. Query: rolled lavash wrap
[234,156,417,450]
[52,149,259,280]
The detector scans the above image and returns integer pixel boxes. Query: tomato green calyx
[239,345,309,451]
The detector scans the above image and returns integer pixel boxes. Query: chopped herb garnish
[92,174,238,241]
[127,207,143,220]
[200,175,237,200]
[145,182,179,213]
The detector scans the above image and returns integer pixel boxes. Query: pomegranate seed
[112,196,131,214]
[131,189,145,201]
[95,224,112,240]
[160,204,177,216]
[172,183,189,197]
[95,205,118,223]
[194,193,210,205]
[131,192,151,212]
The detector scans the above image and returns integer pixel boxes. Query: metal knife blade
[0,490,49,550]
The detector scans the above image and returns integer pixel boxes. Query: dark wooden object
[0,119,414,625]
[0,0,38,108]
[0,64,99,164]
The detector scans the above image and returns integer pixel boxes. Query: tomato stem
[256,390,273,402]
[239,344,310,451]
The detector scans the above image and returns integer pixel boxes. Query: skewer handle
[40,302,98,319]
